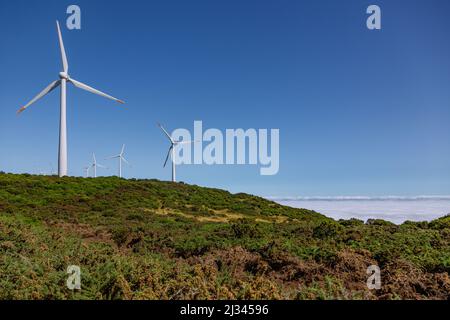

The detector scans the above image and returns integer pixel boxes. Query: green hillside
[0,173,449,299]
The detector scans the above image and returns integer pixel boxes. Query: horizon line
[267,195,450,201]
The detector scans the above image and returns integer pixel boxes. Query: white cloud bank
[271,197,450,225]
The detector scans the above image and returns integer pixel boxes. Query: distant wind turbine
[49,163,57,176]
[158,123,196,182]
[91,153,106,178]
[17,21,125,177]
[83,165,91,178]
[39,163,57,176]
[106,144,130,178]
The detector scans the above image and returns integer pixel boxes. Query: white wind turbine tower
[158,123,196,182]
[17,21,124,177]
[106,144,130,178]
[91,153,106,178]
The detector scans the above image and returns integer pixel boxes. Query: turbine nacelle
[59,72,69,80]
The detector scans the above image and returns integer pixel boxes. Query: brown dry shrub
[378,260,450,300]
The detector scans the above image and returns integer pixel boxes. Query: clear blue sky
[1,0,449,197]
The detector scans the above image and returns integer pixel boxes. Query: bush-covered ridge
[0,173,449,299]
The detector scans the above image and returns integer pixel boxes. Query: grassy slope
[0,173,449,300]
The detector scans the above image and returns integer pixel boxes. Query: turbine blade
[122,157,130,165]
[69,78,125,104]
[56,21,68,73]
[97,164,107,169]
[105,155,120,160]
[157,123,173,142]
[163,146,173,168]
[120,144,125,155]
[17,80,61,114]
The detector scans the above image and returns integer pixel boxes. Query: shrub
[313,220,343,239]
[366,219,396,226]
[231,219,262,238]
[429,215,450,230]
[339,218,364,227]
[111,226,132,246]
[174,237,212,258]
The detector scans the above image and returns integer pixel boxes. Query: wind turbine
[17,21,125,177]
[91,153,106,178]
[49,163,57,176]
[106,144,130,178]
[83,165,90,178]
[158,123,196,182]
[39,163,57,176]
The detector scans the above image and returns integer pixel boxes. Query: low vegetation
[0,173,449,299]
